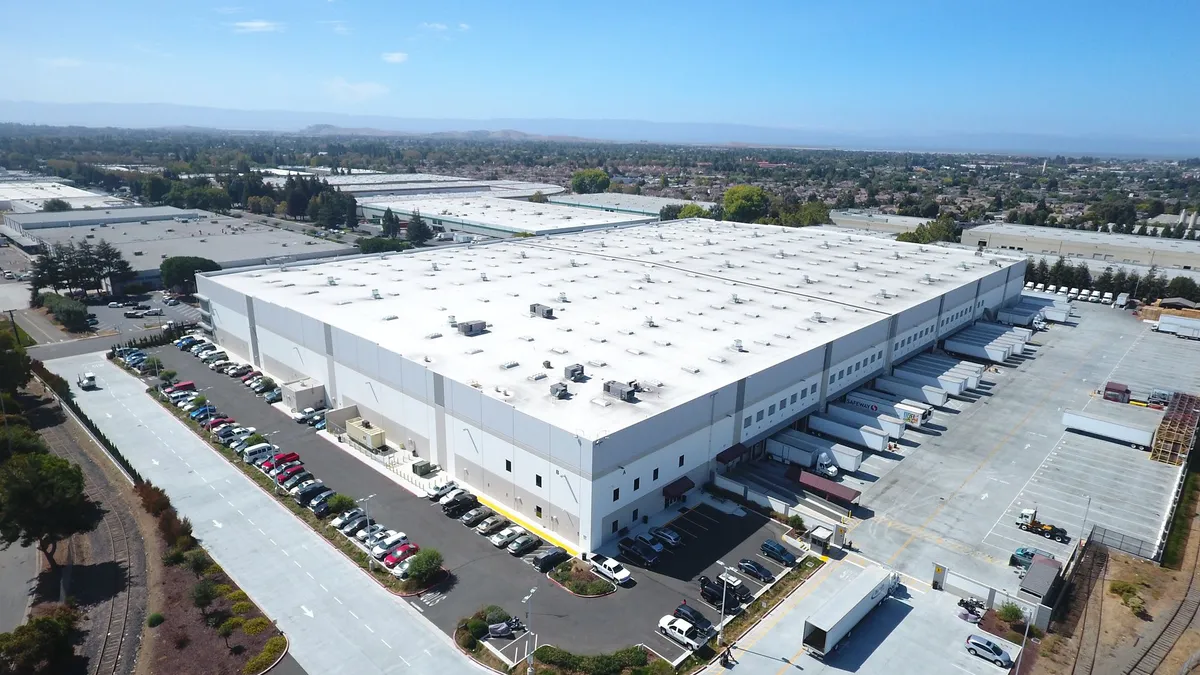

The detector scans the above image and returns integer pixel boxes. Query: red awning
[714,443,749,464]
[662,476,696,499]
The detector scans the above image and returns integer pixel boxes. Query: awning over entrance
[714,443,749,464]
[662,476,695,499]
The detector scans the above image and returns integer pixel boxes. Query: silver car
[965,635,1013,667]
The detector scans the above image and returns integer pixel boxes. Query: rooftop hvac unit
[731,293,742,304]
[570,258,578,267]
[550,383,569,399]
[644,273,652,283]
[447,315,457,326]
[371,288,381,300]
[326,276,337,286]
[530,303,554,319]
[603,380,637,402]
[431,262,439,271]
[643,316,657,328]
[480,272,489,282]
[543,360,552,369]
[564,363,585,381]
[520,251,528,259]
[458,319,487,336]
[557,292,568,303]
[731,339,744,352]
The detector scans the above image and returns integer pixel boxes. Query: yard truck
[77,372,97,390]
[1016,508,1069,543]
[801,565,899,658]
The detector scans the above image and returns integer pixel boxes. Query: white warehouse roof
[549,193,716,217]
[361,196,655,235]
[208,219,1019,438]
[0,181,131,213]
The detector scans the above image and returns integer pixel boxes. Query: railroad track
[1070,543,1108,675]
[40,423,134,675]
[1123,536,1200,675]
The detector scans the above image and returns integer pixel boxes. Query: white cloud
[40,57,83,68]
[319,20,350,35]
[381,52,409,64]
[458,23,470,31]
[232,20,283,33]
[419,22,447,31]
[324,77,388,102]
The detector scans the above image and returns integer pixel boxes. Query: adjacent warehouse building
[0,180,131,213]
[359,196,656,237]
[830,210,936,235]
[197,219,1025,552]
[29,214,355,288]
[265,172,565,202]
[965,223,1200,270]
[548,193,717,218]
[1,206,201,248]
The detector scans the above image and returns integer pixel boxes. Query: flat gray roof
[361,196,655,235]
[4,205,196,228]
[548,193,716,216]
[967,222,1200,255]
[33,218,355,273]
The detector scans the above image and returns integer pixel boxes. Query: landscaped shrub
[996,601,1024,623]
[242,635,287,674]
[220,617,245,632]
[226,590,248,602]
[135,482,172,516]
[204,562,223,576]
[162,548,186,566]
[456,630,477,650]
[482,606,510,624]
[214,584,233,596]
[405,548,444,587]
[465,619,488,640]
[242,617,271,635]
[613,646,649,668]
[787,514,806,533]
[173,629,191,650]
[534,645,648,675]
[231,601,254,615]
[147,612,165,627]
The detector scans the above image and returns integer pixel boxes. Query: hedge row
[32,358,145,484]
[37,292,89,332]
[532,645,649,675]
[242,635,287,674]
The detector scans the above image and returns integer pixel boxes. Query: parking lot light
[521,587,536,675]
[357,494,377,570]
[716,560,731,646]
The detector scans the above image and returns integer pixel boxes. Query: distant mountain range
[1,100,1197,157]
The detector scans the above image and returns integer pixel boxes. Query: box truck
[765,437,838,479]
[843,390,930,427]
[802,565,899,658]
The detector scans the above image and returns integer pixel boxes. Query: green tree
[0,605,79,674]
[325,494,356,515]
[185,549,211,578]
[0,426,48,466]
[191,578,218,618]
[528,191,548,204]
[1072,262,1093,290]
[405,548,444,586]
[160,256,222,294]
[1166,276,1200,302]
[0,453,104,573]
[406,212,433,246]
[722,185,770,223]
[358,237,410,254]
[0,331,31,395]
[380,208,401,238]
[41,199,71,212]
[1035,258,1051,284]
[677,203,711,219]
[658,204,683,220]
[1095,266,1116,293]
[569,169,610,194]
[217,621,235,650]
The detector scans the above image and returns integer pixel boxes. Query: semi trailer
[807,414,889,453]
[1062,408,1157,449]
[842,390,929,427]
[775,429,863,473]
[765,437,838,478]
[801,565,899,658]
[873,376,949,407]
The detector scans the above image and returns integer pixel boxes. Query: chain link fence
[1090,524,1158,560]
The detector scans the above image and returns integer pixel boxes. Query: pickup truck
[587,553,632,585]
[618,537,659,567]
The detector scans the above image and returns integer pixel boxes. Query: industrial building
[265,172,564,201]
[30,214,355,288]
[0,180,131,213]
[830,210,937,235]
[359,196,656,238]
[196,219,1025,552]
[547,193,717,218]
[964,223,1200,270]
[1,206,201,247]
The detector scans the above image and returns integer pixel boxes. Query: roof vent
[803,274,813,284]
[648,246,656,255]
[708,355,727,364]
[657,232,665,240]
[681,365,700,374]
[551,347,569,355]
[730,293,742,304]
[431,262,439,271]
[528,372,548,382]
[731,339,744,352]
[811,312,824,323]
[425,332,443,339]
[383,315,399,321]
[326,276,337,286]
[448,315,457,326]
[643,273,652,283]
[500,361,519,370]
[557,292,569,303]
[570,258,578,267]
[851,262,862,271]
[587,359,607,368]
[480,272,489,282]
[520,251,528,259]
[643,316,657,328]
[371,288,381,300]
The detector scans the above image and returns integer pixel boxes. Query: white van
[242,443,277,464]
[371,532,410,559]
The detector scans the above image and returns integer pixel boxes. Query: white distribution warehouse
[196,219,1025,552]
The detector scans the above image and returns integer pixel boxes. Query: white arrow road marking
[151,459,159,466]
[301,606,314,618]
[212,520,223,528]
[981,493,989,500]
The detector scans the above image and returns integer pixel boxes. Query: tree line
[29,241,136,298]
[1020,257,1200,302]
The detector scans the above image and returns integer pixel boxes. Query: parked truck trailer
[775,429,863,473]
[826,403,906,440]
[854,389,934,421]
[802,565,900,658]
[765,437,838,479]
[873,376,949,407]
[842,390,929,427]
[1062,409,1157,449]
[807,414,888,453]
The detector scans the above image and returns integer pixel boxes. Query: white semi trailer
[765,437,838,478]
[775,428,863,473]
[807,414,889,453]
[843,390,930,428]
[802,565,900,658]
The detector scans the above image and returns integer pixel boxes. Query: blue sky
[1,0,1196,137]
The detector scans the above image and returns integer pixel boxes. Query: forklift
[1016,508,1069,543]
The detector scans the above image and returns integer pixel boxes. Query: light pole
[1015,604,1033,672]
[716,560,731,647]
[521,586,537,675]
[357,494,377,571]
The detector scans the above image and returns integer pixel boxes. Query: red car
[204,417,234,430]
[260,452,300,472]
[240,371,262,383]
[383,543,420,568]
[276,464,306,484]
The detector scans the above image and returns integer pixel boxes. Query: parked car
[296,486,332,508]
[383,543,420,568]
[390,559,412,580]
[108,301,121,308]
[331,508,365,529]
[251,380,273,394]
[340,517,375,538]
[443,498,477,519]
[240,371,262,383]
[489,526,525,548]
[658,616,705,651]
[364,529,395,550]
[738,559,774,583]
[1010,547,1055,569]
[672,603,713,636]
[314,419,326,431]
[307,412,325,427]
[438,488,465,506]
[372,532,410,559]
[698,581,739,613]
[282,472,315,491]
[507,534,540,556]
[965,635,1013,667]
[275,465,307,483]
[618,537,659,566]
[356,523,387,543]
[635,532,665,554]
[531,547,569,573]
[264,389,282,403]
[649,526,682,547]
[290,407,318,422]
[144,308,164,316]
[699,573,752,603]
[203,417,234,430]
[475,515,506,535]
[587,554,632,585]
[288,479,322,496]
[426,482,458,501]
[760,539,797,566]
[458,507,491,527]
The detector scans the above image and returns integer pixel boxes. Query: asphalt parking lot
[850,302,1183,595]
[86,293,203,334]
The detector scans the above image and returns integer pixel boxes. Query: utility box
[412,460,434,476]
[1103,381,1131,404]
[550,383,569,399]
[345,417,386,451]
[564,363,585,382]
[529,303,554,319]
[283,378,326,413]
[604,380,637,402]
[458,319,487,336]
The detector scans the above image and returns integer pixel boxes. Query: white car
[489,526,525,548]
[439,488,465,506]
[636,532,665,554]
[658,616,704,650]
[356,523,387,542]
[289,479,321,495]
[588,554,632,585]
[108,301,121,308]
[331,508,365,529]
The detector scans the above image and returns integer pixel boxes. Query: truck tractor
[1016,508,1068,543]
